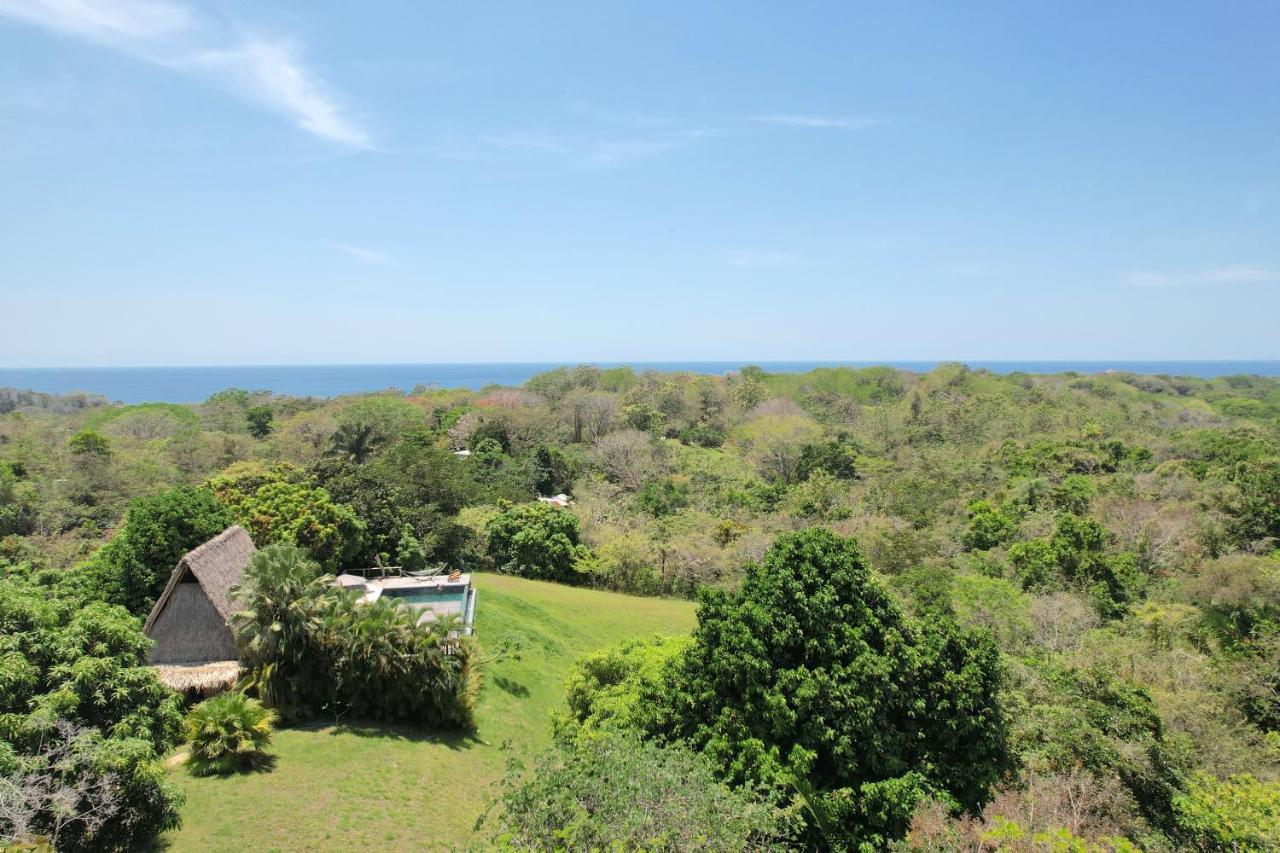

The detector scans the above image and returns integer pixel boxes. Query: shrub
[557,634,691,738]
[678,423,726,448]
[1226,459,1280,547]
[634,477,691,518]
[230,544,333,721]
[1173,773,1280,851]
[183,693,276,776]
[1052,474,1096,514]
[485,502,587,583]
[482,730,782,851]
[963,500,1018,550]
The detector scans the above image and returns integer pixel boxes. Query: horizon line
[4,358,1280,371]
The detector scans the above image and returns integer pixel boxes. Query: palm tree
[184,693,276,775]
[229,543,332,721]
[326,422,384,464]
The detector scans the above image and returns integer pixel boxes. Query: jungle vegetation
[2,364,1279,849]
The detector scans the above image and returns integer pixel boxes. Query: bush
[1226,459,1280,547]
[485,502,587,583]
[557,634,691,738]
[87,485,233,614]
[678,424,726,448]
[482,730,782,851]
[183,693,276,776]
[1173,773,1280,851]
[962,500,1018,550]
[1009,660,1188,838]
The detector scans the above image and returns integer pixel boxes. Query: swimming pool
[380,587,468,609]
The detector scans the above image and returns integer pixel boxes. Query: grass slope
[162,574,696,852]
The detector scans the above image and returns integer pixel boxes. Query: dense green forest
[2,364,1279,850]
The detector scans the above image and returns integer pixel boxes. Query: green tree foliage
[962,500,1018,550]
[1173,773,1280,851]
[244,405,273,439]
[678,423,726,447]
[0,578,183,850]
[733,413,824,484]
[531,444,577,496]
[484,730,782,851]
[68,430,112,459]
[573,531,660,594]
[1226,459,1280,547]
[320,591,479,728]
[1009,539,1058,589]
[335,397,423,444]
[229,544,333,721]
[1179,554,1280,648]
[1009,661,1188,838]
[212,464,364,571]
[622,401,666,434]
[949,573,1033,651]
[314,428,506,569]
[183,693,276,776]
[1051,474,1095,514]
[0,462,37,537]
[795,434,859,481]
[87,485,233,614]
[557,634,691,738]
[634,476,690,518]
[485,502,587,583]
[784,470,853,521]
[325,422,385,464]
[665,529,1011,848]
[1007,515,1143,617]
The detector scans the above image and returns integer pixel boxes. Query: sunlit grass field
[162,574,696,852]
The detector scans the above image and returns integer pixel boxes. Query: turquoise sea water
[2,361,1279,404]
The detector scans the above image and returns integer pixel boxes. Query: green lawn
[161,574,696,852]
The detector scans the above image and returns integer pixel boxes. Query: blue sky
[1,1,1278,366]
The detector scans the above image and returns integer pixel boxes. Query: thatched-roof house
[144,525,255,691]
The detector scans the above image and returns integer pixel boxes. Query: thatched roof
[153,660,242,693]
[144,525,256,635]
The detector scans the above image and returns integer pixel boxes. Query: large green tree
[0,578,184,850]
[211,464,364,571]
[87,485,234,614]
[667,529,1010,849]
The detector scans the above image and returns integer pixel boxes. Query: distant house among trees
[143,525,255,693]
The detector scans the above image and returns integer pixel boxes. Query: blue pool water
[380,587,468,609]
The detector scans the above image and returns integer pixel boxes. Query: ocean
[2,361,1278,405]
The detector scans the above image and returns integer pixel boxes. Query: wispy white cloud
[728,250,805,269]
[334,243,392,265]
[0,0,369,147]
[751,114,881,130]
[1124,265,1280,288]
[464,126,709,170]
[430,107,876,173]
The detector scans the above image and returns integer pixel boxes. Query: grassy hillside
[162,574,696,852]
